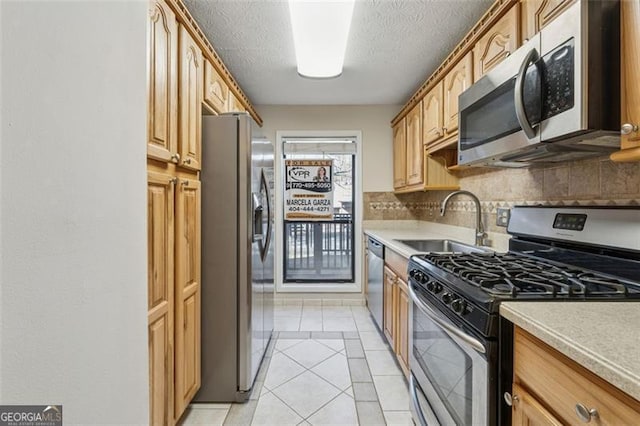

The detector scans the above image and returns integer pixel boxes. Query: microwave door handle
[514,48,539,139]
[409,285,486,354]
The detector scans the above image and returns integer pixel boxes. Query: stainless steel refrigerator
[195,113,274,402]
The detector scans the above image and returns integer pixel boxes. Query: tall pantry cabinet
[147,0,201,424]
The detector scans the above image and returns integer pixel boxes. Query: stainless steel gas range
[407,206,640,426]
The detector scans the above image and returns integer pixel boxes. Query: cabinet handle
[183,158,192,165]
[171,153,181,164]
[442,127,447,134]
[575,403,598,423]
[181,180,189,186]
[169,177,178,185]
[621,123,638,135]
[503,392,518,406]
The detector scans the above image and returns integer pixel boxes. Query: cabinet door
[423,81,444,146]
[203,59,229,114]
[474,4,520,80]
[227,93,245,112]
[621,0,640,147]
[443,52,473,137]
[393,119,407,189]
[174,178,201,419]
[405,103,423,187]
[178,25,202,171]
[383,266,396,346]
[147,172,175,426]
[521,0,575,42]
[147,0,178,163]
[511,383,563,426]
[396,278,410,377]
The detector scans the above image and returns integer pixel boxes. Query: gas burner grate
[419,252,635,298]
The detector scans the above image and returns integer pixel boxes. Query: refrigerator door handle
[261,169,272,261]
[252,192,263,242]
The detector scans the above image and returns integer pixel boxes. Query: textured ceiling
[184,0,493,105]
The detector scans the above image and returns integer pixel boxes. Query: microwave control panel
[541,39,575,121]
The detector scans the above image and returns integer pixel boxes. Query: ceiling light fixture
[288,0,356,79]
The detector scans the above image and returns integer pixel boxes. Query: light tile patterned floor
[179,304,413,425]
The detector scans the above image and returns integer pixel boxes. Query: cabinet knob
[442,127,447,133]
[169,177,178,185]
[183,158,192,165]
[575,403,598,423]
[181,180,189,186]
[621,123,638,135]
[171,153,181,164]
[503,392,518,406]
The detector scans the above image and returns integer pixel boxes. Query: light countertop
[363,220,511,256]
[501,302,640,401]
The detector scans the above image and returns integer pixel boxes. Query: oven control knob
[413,271,423,282]
[426,281,435,292]
[409,269,417,278]
[433,283,443,294]
[442,292,453,304]
[452,299,467,315]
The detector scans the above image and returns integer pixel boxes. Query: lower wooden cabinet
[174,178,201,419]
[395,278,410,376]
[511,383,563,426]
[383,266,396,345]
[148,172,201,425]
[512,326,640,425]
[148,172,176,426]
[382,249,410,376]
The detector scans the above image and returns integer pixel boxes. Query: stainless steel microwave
[458,0,620,167]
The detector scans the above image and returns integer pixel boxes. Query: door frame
[275,130,362,293]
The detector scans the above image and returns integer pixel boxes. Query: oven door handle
[409,285,486,354]
[514,47,539,139]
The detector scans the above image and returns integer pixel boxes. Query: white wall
[0,1,148,424]
[257,105,399,192]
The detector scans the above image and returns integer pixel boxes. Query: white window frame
[275,130,363,293]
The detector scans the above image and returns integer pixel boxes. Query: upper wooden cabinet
[474,4,520,80]
[227,93,245,113]
[147,0,178,164]
[405,103,423,187]
[178,25,202,171]
[203,59,229,114]
[512,327,640,426]
[393,119,407,189]
[521,0,575,42]
[422,81,444,147]
[443,52,473,137]
[621,0,640,147]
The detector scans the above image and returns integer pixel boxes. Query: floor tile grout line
[299,385,354,423]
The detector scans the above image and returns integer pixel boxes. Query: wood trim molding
[390,0,518,126]
[167,0,264,126]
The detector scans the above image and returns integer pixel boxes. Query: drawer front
[514,327,640,425]
[385,249,408,282]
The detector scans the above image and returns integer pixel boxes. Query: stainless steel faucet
[440,190,487,246]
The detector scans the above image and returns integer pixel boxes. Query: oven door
[409,283,489,426]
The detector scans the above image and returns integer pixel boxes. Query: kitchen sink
[394,239,489,253]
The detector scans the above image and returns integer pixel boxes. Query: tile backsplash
[363,158,640,234]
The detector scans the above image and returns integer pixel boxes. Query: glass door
[282,140,355,284]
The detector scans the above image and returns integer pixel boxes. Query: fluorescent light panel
[288,0,355,79]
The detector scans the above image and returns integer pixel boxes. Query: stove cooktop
[414,251,640,300]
